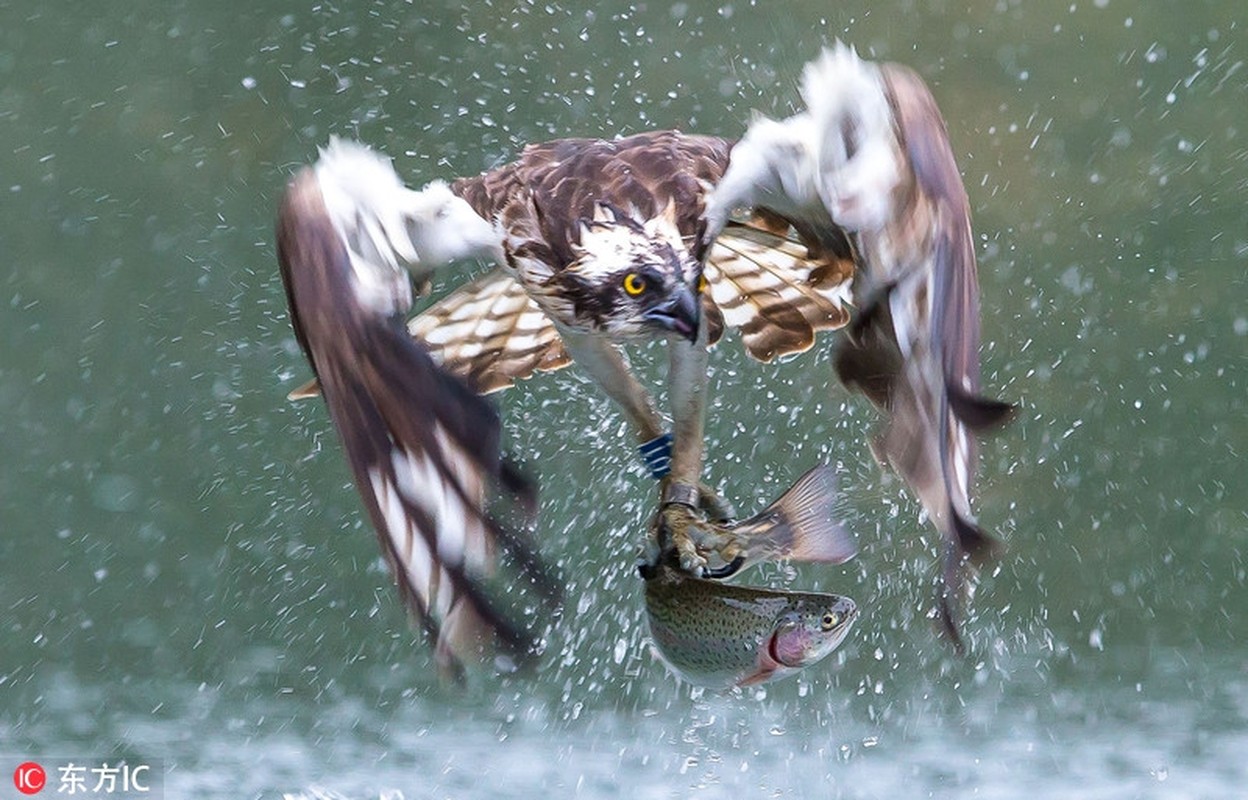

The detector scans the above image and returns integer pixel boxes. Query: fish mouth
[642,285,700,343]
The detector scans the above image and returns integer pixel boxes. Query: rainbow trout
[644,563,858,688]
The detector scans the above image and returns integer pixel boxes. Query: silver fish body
[644,564,858,689]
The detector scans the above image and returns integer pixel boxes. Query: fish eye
[623,273,646,296]
[821,612,840,631]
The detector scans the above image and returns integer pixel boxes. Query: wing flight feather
[704,222,853,361]
[276,145,558,678]
[704,44,1014,647]
[408,269,572,394]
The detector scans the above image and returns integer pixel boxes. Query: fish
[643,463,859,579]
[644,563,859,689]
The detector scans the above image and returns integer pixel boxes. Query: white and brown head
[558,202,702,341]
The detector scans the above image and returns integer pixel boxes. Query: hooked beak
[643,284,700,343]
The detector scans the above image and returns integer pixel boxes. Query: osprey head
[563,202,702,342]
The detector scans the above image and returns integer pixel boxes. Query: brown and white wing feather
[705,45,1014,648]
[837,56,1015,646]
[408,269,571,394]
[277,154,557,678]
[871,65,1014,637]
[705,221,854,362]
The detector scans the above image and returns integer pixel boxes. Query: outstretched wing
[703,44,1014,647]
[276,141,558,677]
[407,269,572,394]
[703,219,854,362]
[840,61,1015,648]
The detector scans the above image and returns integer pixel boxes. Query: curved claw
[676,543,709,578]
[698,484,736,524]
[702,554,746,580]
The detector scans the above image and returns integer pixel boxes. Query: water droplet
[92,473,140,512]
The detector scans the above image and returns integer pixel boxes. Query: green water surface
[2,1,1245,797]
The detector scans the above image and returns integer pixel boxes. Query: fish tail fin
[730,464,858,565]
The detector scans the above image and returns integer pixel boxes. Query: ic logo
[13,761,46,795]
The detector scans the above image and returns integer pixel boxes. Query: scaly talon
[646,480,753,579]
[650,499,711,577]
[697,483,735,523]
[636,529,663,579]
[670,506,710,576]
[661,477,734,520]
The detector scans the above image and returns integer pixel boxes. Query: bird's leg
[554,329,729,576]
[556,329,666,443]
[553,330,690,577]
[658,324,738,575]
[666,326,709,490]
[666,323,734,520]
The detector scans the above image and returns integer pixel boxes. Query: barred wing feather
[704,222,853,362]
[408,269,572,394]
[276,146,558,679]
[404,225,854,392]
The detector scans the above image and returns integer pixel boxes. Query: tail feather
[729,464,858,565]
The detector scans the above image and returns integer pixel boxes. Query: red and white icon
[14,761,47,795]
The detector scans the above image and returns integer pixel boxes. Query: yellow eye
[821,612,839,631]
[697,274,709,293]
[623,273,646,296]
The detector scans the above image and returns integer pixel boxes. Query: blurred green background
[1,1,1245,797]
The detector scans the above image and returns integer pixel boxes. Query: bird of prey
[275,43,1011,672]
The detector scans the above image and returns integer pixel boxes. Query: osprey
[276,44,1012,672]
